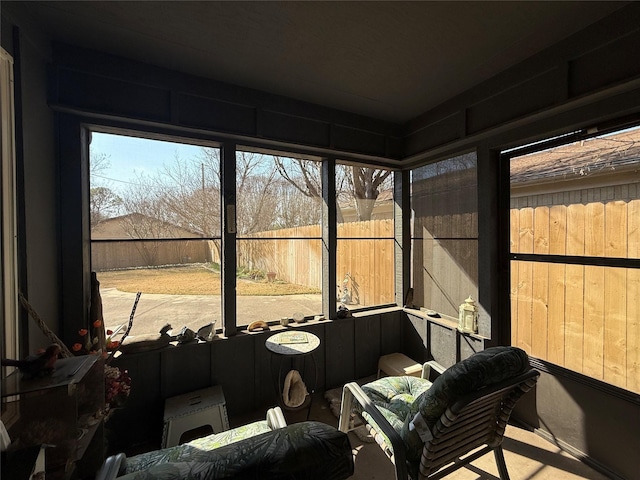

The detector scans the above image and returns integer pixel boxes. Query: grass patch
[97,265,320,296]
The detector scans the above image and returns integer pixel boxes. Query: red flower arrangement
[73,320,133,418]
[105,364,131,411]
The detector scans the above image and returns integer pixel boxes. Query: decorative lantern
[458,296,478,334]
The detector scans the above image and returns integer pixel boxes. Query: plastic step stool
[377,353,422,378]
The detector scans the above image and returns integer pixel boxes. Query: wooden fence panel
[532,206,549,359]
[628,199,640,392]
[564,204,585,372]
[604,201,628,387]
[236,220,394,306]
[511,191,639,394]
[510,209,520,346]
[516,208,534,352]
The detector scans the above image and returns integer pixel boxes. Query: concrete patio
[283,393,612,480]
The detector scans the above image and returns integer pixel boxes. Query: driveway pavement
[101,288,323,338]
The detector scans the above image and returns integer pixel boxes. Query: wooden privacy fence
[92,239,216,270]
[237,219,395,306]
[510,196,640,394]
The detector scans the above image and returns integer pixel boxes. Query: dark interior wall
[1,9,59,350]
[2,3,640,478]
[403,3,640,161]
[108,310,410,450]
[513,362,640,480]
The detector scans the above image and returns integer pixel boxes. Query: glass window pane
[510,127,640,260]
[510,125,640,394]
[336,239,395,307]
[410,153,478,317]
[510,261,640,393]
[236,151,322,326]
[336,163,394,237]
[90,132,221,338]
[334,163,395,308]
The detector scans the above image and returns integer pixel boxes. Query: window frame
[84,128,402,338]
[504,123,640,395]
[1,47,19,366]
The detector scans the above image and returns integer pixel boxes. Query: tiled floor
[272,392,612,480]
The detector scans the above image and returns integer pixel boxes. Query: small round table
[265,331,320,419]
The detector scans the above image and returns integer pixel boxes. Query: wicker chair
[339,347,539,480]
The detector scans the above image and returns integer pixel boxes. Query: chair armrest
[339,382,408,480]
[95,453,126,480]
[266,406,287,429]
[421,360,446,380]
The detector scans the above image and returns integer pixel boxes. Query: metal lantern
[458,296,478,334]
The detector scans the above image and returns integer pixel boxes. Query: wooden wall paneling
[57,69,171,122]
[324,318,355,389]
[403,313,428,364]
[354,314,381,379]
[294,324,326,395]
[254,332,278,408]
[527,365,640,480]
[211,334,255,416]
[428,322,456,368]
[466,68,560,135]
[110,350,163,448]
[568,28,640,98]
[160,343,212,399]
[50,45,402,161]
[458,334,485,360]
[177,92,256,135]
[380,310,403,355]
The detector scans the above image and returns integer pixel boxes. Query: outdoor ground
[97,264,320,296]
[96,265,323,338]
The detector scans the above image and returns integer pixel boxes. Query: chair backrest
[418,369,539,478]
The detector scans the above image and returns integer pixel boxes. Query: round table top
[265,331,320,355]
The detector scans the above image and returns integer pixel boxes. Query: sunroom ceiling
[9,1,628,124]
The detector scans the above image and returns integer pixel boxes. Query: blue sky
[90,132,205,193]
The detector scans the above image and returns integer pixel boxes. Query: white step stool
[162,385,230,448]
[377,353,422,378]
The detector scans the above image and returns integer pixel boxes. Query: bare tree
[274,156,393,222]
[90,186,122,228]
[346,165,392,221]
[89,152,122,229]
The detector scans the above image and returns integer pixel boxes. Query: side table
[265,331,320,419]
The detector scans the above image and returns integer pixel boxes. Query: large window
[235,150,322,326]
[410,153,479,319]
[89,134,400,333]
[90,132,221,337]
[336,163,395,308]
[509,126,640,393]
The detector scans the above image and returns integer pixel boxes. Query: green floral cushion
[119,421,353,480]
[400,346,530,465]
[124,420,273,473]
[357,376,432,454]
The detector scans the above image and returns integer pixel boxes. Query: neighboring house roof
[91,213,203,240]
[511,128,640,186]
